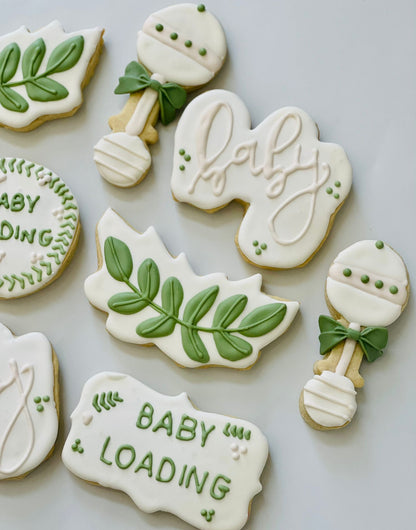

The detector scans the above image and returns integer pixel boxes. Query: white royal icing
[137,4,227,87]
[0,157,79,299]
[303,371,357,428]
[84,209,299,369]
[62,372,268,530]
[171,90,352,269]
[0,21,103,130]
[0,323,58,479]
[326,240,408,327]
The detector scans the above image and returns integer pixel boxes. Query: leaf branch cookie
[94,3,227,187]
[62,372,268,530]
[0,323,59,480]
[0,21,104,131]
[84,209,299,368]
[171,89,353,269]
[300,240,409,430]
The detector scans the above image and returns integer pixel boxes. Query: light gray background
[0,0,415,528]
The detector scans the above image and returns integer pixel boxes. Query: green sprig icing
[0,36,84,112]
[104,237,287,364]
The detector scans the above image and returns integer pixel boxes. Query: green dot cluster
[179,148,191,171]
[156,17,208,56]
[326,181,341,200]
[33,395,50,412]
[71,438,84,454]
[252,240,267,256]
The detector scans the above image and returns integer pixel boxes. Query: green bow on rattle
[318,315,388,362]
[114,61,187,126]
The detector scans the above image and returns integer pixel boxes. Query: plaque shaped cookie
[171,89,353,269]
[94,3,227,187]
[84,209,299,369]
[62,372,268,530]
[300,240,409,430]
[0,157,80,298]
[0,21,104,131]
[0,323,59,480]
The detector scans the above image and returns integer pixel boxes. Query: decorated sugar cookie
[0,323,59,480]
[84,209,299,368]
[94,3,227,187]
[0,21,104,131]
[300,240,409,430]
[0,157,80,298]
[62,372,268,530]
[171,89,353,269]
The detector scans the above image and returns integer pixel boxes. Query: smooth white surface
[0,1,415,529]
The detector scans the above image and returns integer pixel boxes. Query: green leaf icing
[181,327,210,363]
[213,295,248,328]
[0,43,20,83]
[104,237,133,282]
[183,286,219,325]
[0,86,28,112]
[46,36,84,73]
[213,332,252,361]
[22,38,46,77]
[108,292,148,314]
[25,78,68,102]
[239,303,287,337]
[137,258,160,300]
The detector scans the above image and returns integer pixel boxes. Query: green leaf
[214,331,253,361]
[213,294,248,328]
[104,237,133,282]
[46,35,84,74]
[25,78,68,102]
[108,292,147,314]
[0,42,20,83]
[0,86,28,112]
[183,286,219,325]
[239,303,287,337]
[137,258,160,300]
[22,38,46,77]
[114,75,147,94]
[137,315,176,338]
[181,327,210,363]
[161,277,183,317]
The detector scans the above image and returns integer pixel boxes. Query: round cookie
[0,157,80,299]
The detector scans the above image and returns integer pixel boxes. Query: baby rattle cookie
[171,89,353,269]
[84,208,299,369]
[300,240,409,430]
[94,3,227,187]
[62,372,268,530]
[0,322,59,480]
[0,21,104,131]
[0,157,80,299]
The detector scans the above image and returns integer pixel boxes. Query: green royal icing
[92,391,123,412]
[375,280,384,289]
[33,396,41,404]
[334,193,340,199]
[185,40,192,48]
[375,240,384,249]
[252,240,259,247]
[155,24,164,32]
[361,275,369,284]
[36,404,44,412]
[334,181,341,187]
[104,237,288,364]
[390,285,398,294]
[170,32,178,40]
[326,187,333,194]
[179,148,185,155]
[197,4,206,12]
[179,165,185,171]
[201,509,215,522]
[255,248,261,255]
[260,243,267,250]
[199,48,207,56]
[184,154,191,161]
[343,268,352,277]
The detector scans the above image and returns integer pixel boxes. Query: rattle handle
[335,322,361,377]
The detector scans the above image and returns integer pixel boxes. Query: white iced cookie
[0,21,104,131]
[171,89,353,269]
[300,240,409,431]
[84,208,299,369]
[0,157,80,299]
[94,4,227,188]
[62,372,268,530]
[0,323,59,480]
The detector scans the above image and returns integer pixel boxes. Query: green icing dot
[155,24,164,32]
[78,447,84,454]
[34,396,41,404]
[334,181,341,187]
[179,148,185,156]
[184,154,191,161]
[390,285,398,294]
[75,439,81,444]
[170,32,178,40]
[179,165,185,171]
[375,240,384,249]
[361,275,369,284]
[43,395,50,402]
[261,243,267,250]
[343,268,352,277]
[71,444,78,451]
[197,4,206,12]
[326,187,333,194]
[185,40,192,47]
[255,248,262,256]
[375,280,384,289]
[199,48,207,56]
[36,405,44,412]
[252,240,259,247]
[334,193,340,199]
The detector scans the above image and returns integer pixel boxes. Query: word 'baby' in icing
[84,209,299,369]
[300,240,409,430]
[62,372,268,530]
[0,157,79,299]
[0,323,58,479]
[0,21,104,130]
[171,90,353,269]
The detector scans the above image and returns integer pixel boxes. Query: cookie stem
[125,73,165,136]
[335,322,360,376]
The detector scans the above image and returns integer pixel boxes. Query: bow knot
[114,61,187,126]
[318,315,388,363]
